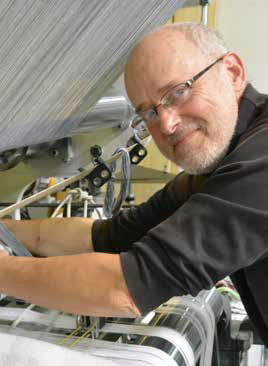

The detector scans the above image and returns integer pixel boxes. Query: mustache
[168,120,206,145]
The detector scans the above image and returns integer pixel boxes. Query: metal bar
[0,145,136,218]
[201,4,209,25]
[0,203,137,209]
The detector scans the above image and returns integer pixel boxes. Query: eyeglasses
[136,55,225,127]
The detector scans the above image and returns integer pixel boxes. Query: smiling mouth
[172,129,199,148]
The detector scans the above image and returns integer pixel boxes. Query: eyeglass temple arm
[187,56,225,86]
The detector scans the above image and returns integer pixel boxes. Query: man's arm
[92,172,199,254]
[2,218,94,256]
[0,251,140,317]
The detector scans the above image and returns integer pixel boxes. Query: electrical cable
[104,147,131,218]
[66,196,72,218]
[51,188,104,220]
[86,196,103,219]
[112,147,131,216]
[0,143,141,219]
[83,199,88,218]
[14,181,36,220]
[103,160,116,218]
[51,194,72,218]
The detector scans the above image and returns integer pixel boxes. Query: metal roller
[132,289,223,365]
[101,289,224,366]
[70,95,135,134]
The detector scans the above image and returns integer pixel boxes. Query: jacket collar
[228,83,267,153]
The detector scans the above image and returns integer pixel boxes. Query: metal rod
[201,4,208,25]
[0,202,137,209]
[0,144,137,218]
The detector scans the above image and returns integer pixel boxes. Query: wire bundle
[104,148,131,218]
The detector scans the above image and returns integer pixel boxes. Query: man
[1,22,268,344]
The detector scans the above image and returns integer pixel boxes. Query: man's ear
[223,52,247,100]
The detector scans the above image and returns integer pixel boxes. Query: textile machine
[0,1,257,365]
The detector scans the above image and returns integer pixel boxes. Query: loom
[0,1,256,365]
[0,289,225,366]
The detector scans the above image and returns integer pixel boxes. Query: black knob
[200,0,210,5]
[90,145,102,158]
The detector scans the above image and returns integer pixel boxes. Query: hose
[104,147,131,218]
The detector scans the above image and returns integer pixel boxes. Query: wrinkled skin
[125,29,247,174]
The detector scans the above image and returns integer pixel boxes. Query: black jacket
[93,84,268,345]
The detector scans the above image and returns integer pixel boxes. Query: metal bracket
[49,137,74,163]
[129,139,148,165]
[82,145,112,188]
[0,147,28,171]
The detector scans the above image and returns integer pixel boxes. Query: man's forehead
[124,29,213,113]
[125,31,205,84]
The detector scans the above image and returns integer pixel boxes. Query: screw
[93,177,102,187]
[132,156,139,164]
[138,148,146,157]
[50,149,59,157]
[101,169,109,179]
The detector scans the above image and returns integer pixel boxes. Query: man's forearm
[0,252,140,317]
[1,217,94,256]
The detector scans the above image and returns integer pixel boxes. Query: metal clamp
[129,139,148,165]
[82,145,112,188]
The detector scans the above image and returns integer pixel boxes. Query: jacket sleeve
[120,126,268,314]
[92,172,207,253]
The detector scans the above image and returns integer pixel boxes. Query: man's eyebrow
[157,81,179,95]
[135,104,146,114]
[135,81,180,113]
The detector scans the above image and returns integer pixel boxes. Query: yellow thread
[68,321,97,348]
[57,325,82,345]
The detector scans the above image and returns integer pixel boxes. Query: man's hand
[1,217,95,257]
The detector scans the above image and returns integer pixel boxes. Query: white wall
[215,0,268,93]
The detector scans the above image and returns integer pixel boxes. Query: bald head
[125,22,227,75]
[125,25,213,112]
[125,23,228,104]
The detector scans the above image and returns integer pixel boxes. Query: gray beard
[178,133,233,175]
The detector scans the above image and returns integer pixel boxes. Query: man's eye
[165,88,185,106]
[173,87,187,97]
[142,109,157,123]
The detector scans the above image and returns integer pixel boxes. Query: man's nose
[157,107,182,135]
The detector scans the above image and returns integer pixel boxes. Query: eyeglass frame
[135,54,226,126]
